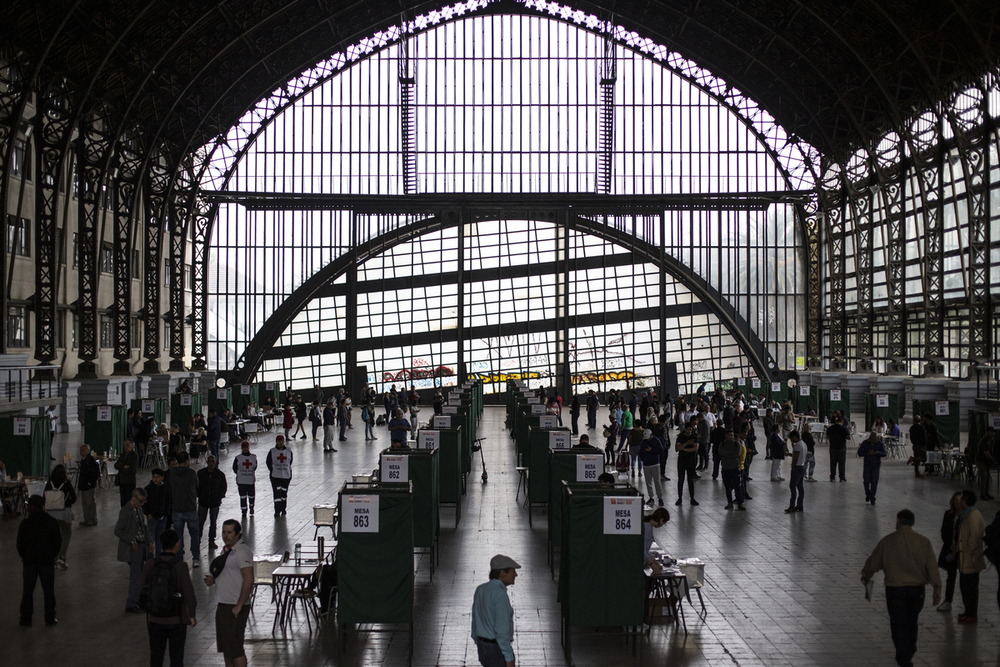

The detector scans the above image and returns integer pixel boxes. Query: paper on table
[864,579,874,602]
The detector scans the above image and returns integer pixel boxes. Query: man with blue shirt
[471,554,520,667]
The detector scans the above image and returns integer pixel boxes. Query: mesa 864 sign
[342,495,379,533]
[603,497,641,535]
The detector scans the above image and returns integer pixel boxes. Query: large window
[7,306,27,348]
[6,215,30,256]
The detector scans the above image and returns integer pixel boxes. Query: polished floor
[2,406,997,666]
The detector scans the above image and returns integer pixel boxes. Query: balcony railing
[0,365,61,406]
[975,365,1000,402]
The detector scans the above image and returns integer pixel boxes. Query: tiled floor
[2,406,996,666]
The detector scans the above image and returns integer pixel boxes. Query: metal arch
[225,210,778,386]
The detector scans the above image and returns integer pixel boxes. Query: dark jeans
[237,483,256,512]
[148,516,169,556]
[148,621,187,667]
[830,448,846,480]
[863,462,881,501]
[788,466,805,509]
[960,571,980,617]
[885,585,924,667]
[571,413,579,435]
[722,468,743,504]
[712,455,721,478]
[676,452,698,499]
[120,483,136,507]
[698,442,710,470]
[198,505,220,542]
[21,562,56,624]
[271,476,289,513]
[476,639,507,667]
[943,563,957,603]
[587,409,597,429]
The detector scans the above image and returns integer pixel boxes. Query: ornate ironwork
[112,131,143,374]
[142,149,170,373]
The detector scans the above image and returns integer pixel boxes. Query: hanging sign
[830,389,842,402]
[737,378,746,386]
[13,417,30,436]
[216,388,228,400]
[990,413,1000,429]
[876,394,889,408]
[549,430,570,450]
[449,397,462,406]
[433,415,452,429]
[142,400,155,413]
[240,385,251,395]
[603,497,641,535]
[751,379,761,389]
[799,386,811,397]
[935,401,950,416]
[381,455,409,483]
[531,404,546,415]
[527,396,540,404]
[771,382,781,393]
[577,454,602,481]
[539,415,558,428]
[97,406,112,422]
[180,394,192,406]
[265,382,274,391]
[443,405,458,414]
[419,430,440,450]
[342,495,379,533]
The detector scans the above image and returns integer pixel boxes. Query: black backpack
[984,511,1000,566]
[142,557,183,618]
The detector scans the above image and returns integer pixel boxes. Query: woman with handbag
[44,464,77,570]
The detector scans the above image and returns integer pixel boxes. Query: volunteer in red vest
[232,441,258,516]
[265,436,293,518]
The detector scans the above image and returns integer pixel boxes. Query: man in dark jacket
[197,456,228,551]
[18,495,62,626]
[586,390,599,430]
[115,487,153,613]
[77,444,101,526]
[323,400,338,452]
[206,408,223,462]
[115,437,140,507]
[140,529,197,667]
[827,420,851,482]
[145,468,173,556]
[168,451,201,568]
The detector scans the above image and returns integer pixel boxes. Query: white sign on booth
[876,394,889,408]
[539,415,557,428]
[216,389,228,400]
[13,418,30,436]
[265,382,274,390]
[771,382,781,393]
[737,377,746,386]
[433,415,452,429]
[577,455,602,481]
[549,431,570,450]
[443,405,458,414]
[752,379,761,389]
[419,430,440,450]
[531,404,546,415]
[97,406,112,422]
[240,385,251,395]
[800,386,810,397]
[527,396,540,404]
[381,455,409,483]
[603,497,641,535]
[180,394,192,406]
[342,495,379,533]
[935,401,950,416]
[142,400,155,413]
[991,413,1000,429]
[830,390,842,402]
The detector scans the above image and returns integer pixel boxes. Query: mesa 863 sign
[342,495,379,533]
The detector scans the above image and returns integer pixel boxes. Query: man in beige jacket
[862,509,941,667]
[955,489,985,623]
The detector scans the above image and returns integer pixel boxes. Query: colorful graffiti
[571,370,638,384]
[382,366,455,382]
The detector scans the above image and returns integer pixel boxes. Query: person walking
[936,492,962,613]
[203,519,254,667]
[232,441,258,516]
[197,456,228,551]
[282,403,294,441]
[266,435,293,517]
[310,401,324,442]
[115,438,139,507]
[168,451,201,569]
[785,430,807,513]
[471,554,521,667]
[674,423,700,506]
[144,468,172,557]
[827,418,850,482]
[322,400,338,452]
[18,495,61,627]
[140,529,197,667]
[116,487,154,613]
[44,464,76,570]
[77,444,100,526]
[293,397,308,440]
[206,409,223,462]
[362,398,376,440]
[570,394,580,436]
[586,390,599,430]
[340,396,351,441]
[974,427,995,500]
[768,423,787,482]
[954,490,985,623]
[861,509,941,667]
[638,429,664,507]
[719,429,745,511]
[858,431,887,505]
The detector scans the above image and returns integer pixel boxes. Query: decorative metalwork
[112,130,143,373]
[142,148,170,373]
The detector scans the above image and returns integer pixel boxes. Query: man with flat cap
[471,554,521,667]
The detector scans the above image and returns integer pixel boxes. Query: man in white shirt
[785,430,808,513]
[204,519,253,667]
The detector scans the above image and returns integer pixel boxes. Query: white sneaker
[937,601,951,612]
[192,560,200,569]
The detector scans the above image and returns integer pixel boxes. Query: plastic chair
[514,467,529,507]
[250,552,287,611]
[313,504,338,539]
[287,569,323,634]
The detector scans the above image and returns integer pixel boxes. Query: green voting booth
[865,393,900,431]
[912,399,960,447]
[380,446,440,576]
[206,387,232,418]
[131,397,167,427]
[170,393,203,435]
[424,422,463,527]
[548,447,604,575]
[84,404,128,456]
[337,482,413,663]
[230,384,258,414]
[817,388,851,423]
[527,424,571,517]
[0,416,51,477]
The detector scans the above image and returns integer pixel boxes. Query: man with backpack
[140,529,197,666]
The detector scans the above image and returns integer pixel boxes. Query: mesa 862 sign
[342,495,379,533]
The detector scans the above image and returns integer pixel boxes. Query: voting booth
[380,447,440,575]
[912,399,960,447]
[817,387,851,423]
[337,482,414,662]
[767,381,789,407]
[558,484,644,662]
[170,392,203,436]
[969,411,1000,457]
[423,422,464,527]
[0,416,51,477]
[527,425,571,510]
[864,393,899,431]
[83,404,129,456]
[793,384,815,414]
[130,397,167,429]
[206,387,232,418]
[230,384,258,414]
[547,447,604,574]
[256,381,280,407]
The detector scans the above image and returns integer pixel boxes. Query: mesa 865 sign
[342,495,379,533]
